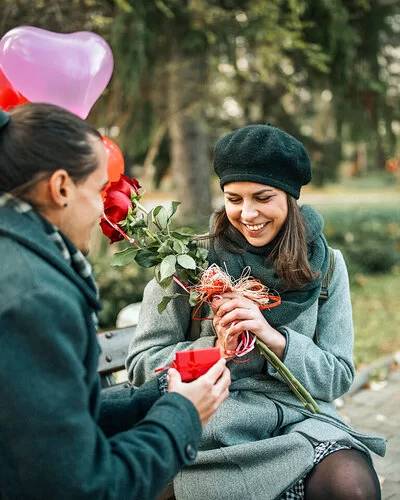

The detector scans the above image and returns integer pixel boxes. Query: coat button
[185,443,197,461]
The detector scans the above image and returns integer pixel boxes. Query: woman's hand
[167,358,230,426]
[211,292,286,360]
[210,294,243,354]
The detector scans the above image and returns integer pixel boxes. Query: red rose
[99,217,124,243]
[107,175,141,198]
[103,191,133,219]
[100,185,136,244]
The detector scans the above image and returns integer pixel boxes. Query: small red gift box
[155,347,221,382]
[172,347,221,382]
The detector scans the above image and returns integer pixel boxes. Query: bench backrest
[97,326,136,388]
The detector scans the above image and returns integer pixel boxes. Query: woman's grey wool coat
[127,249,386,500]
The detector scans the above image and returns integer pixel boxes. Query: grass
[304,171,399,193]
[351,272,400,368]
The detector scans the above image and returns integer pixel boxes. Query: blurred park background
[2,0,399,368]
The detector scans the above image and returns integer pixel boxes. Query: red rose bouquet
[100,174,208,311]
[100,176,320,413]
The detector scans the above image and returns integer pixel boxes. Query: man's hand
[167,358,230,425]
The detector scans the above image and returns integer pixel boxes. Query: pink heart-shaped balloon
[0,26,113,119]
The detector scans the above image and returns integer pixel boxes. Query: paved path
[339,363,400,499]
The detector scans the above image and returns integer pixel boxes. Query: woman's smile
[242,221,269,233]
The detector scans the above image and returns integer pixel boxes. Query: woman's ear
[48,169,73,208]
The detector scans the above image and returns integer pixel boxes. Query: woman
[0,103,230,500]
[126,124,386,499]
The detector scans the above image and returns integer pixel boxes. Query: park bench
[97,325,135,389]
[97,325,175,500]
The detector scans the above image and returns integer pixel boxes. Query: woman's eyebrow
[253,188,275,195]
[224,188,275,196]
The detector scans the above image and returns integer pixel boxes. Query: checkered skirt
[280,441,350,499]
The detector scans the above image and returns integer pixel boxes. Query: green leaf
[160,254,177,281]
[189,290,200,307]
[154,263,162,283]
[129,219,147,229]
[159,275,173,288]
[172,238,186,254]
[158,240,174,255]
[111,247,139,266]
[175,268,198,287]
[153,205,169,229]
[135,249,160,268]
[157,293,183,313]
[154,265,174,289]
[177,254,196,270]
[174,227,195,236]
[196,247,209,260]
[167,201,181,219]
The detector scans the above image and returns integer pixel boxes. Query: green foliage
[302,0,400,165]
[104,0,355,178]
[351,272,400,367]
[322,205,400,274]
[108,192,209,312]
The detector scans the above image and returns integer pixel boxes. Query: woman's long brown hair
[212,195,319,289]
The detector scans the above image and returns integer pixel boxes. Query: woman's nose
[241,201,258,219]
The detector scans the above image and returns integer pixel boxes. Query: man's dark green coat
[0,206,201,499]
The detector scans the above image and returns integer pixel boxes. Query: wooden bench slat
[97,325,136,376]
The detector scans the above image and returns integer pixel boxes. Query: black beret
[213,124,312,199]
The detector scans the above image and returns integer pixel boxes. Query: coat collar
[0,206,102,311]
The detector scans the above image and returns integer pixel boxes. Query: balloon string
[173,275,191,292]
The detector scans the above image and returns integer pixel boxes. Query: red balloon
[101,136,125,197]
[0,67,29,110]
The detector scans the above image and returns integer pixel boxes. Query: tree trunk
[167,45,211,226]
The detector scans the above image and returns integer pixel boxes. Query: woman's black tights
[304,449,381,499]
